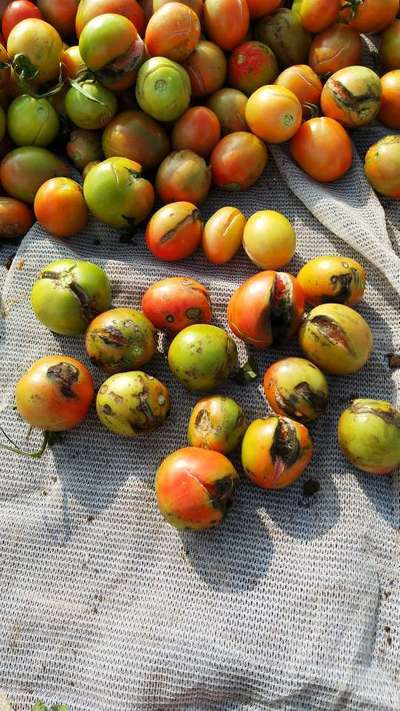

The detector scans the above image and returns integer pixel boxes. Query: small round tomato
[364,135,400,199]
[66,129,103,171]
[136,57,191,123]
[202,206,246,263]
[16,356,94,432]
[321,66,382,128]
[339,0,398,34]
[37,0,79,39]
[155,447,238,530]
[264,357,328,423]
[156,150,211,205]
[75,0,145,38]
[0,197,33,239]
[275,64,322,118]
[61,45,87,79]
[207,88,248,134]
[145,202,203,261]
[245,85,302,143]
[172,106,221,157]
[290,117,353,183]
[379,71,400,129]
[2,1,43,42]
[102,110,170,170]
[293,0,341,33]
[187,396,247,454]
[246,0,282,20]
[228,41,279,97]
[65,80,118,130]
[210,131,268,190]
[83,157,154,228]
[183,40,227,97]
[243,210,296,270]
[34,178,88,238]
[145,3,200,62]
[7,18,63,85]
[380,19,400,72]
[309,24,362,77]
[255,8,311,67]
[86,307,156,374]
[142,277,212,333]
[297,255,366,306]
[31,258,111,336]
[241,417,313,489]
[7,95,59,146]
[1,147,70,203]
[204,0,249,52]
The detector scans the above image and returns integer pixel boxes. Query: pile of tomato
[1,0,400,530]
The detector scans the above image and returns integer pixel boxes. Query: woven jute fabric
[0,125,399,711]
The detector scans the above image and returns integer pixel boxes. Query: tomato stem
[0,427,51,459]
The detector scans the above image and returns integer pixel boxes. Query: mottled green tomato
[7,95,59,147]
[255,8,311,67]
[263,357,328,423]
[188,396,247,453]
[85,307,156,374]
[338,399,400,475]
[297,256,366,306]
[31,258,111,335]
[96,371,170,436]
[83,157,155,229]
[168,324,238,392]
[136,57,191,122]
[0,147,70,203]
[65,80,118,130]
[299,303,373,375]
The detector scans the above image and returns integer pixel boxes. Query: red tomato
[142,277,212,333]
[146,201,203,261]
[2,1,42,41]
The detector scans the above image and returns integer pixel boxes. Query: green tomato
[0,147,70,203]
[31,258,112,336]
[136,57,191,122]
[7,95,59,147]
[65,80,118,129]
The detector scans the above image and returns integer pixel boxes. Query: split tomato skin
[145,201,203,261]
[275,64,322,118]
[297,255,366,306]
[380,19,400,72]
[202,206,246,263]
[34,177,89,238]
[142,277,212,334]
[320,66,382,129]
[309,24,362,78]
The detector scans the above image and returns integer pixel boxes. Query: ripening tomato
[156,150,211,205]
[380,19,400,71]
[321,66,382,128]
[34,178,89,238]
[142,277,212,333]
[2,1,42,41]
[75,0,145,38]
[202,206,246,263]
[339,0,398,34]
[1,146,70,203]
[61,45,87,79]
[228,41,279,96]
[211,131,268,190]
[145,3,201,62]
[183,41,227,97]
[364,135,400,199]
[246,0,282,20]
[15,355,94,432]
[293,0,341,33]
[290,117,352,182]
[309,24,362,77]
[275,65,322,118]
[103,110,170,169]
[146,202,203,261]
[0,197,33,239]
[379,70,400,129]
[7,18,63,85]
[204,0,249,52]
[207,88,248,134]
[37,0,79,39]
[172,107,221,157]
[245,85,302,143]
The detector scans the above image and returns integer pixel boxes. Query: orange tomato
[202,206,246,263]
[145,3,200,62]
[210,131,268,190]
[275,64,322,117]
[309,24,362,77]
[364,135,400,199]
[183,40,227,97]
[34,177,89,238]
[290,117,352,182]
[246,0,282,20]
[339,0,398,34]
[203,0,249,52]
[245,85,302,143]
[172,106,221,157]
[145,201,203,261]
[378,70,400,129]
[0,196,33,239]
[294,0,341,33]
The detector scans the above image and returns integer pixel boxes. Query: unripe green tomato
[96,371,171,436]
[31,258,112,335]
[7,95,59,146]
[263,357,328,423]
[188,395,247,453]
[65,80,118,129]
[168,324,238,392]
[0,106,6,143]
[136,57,191,122]
[338,399,400,475]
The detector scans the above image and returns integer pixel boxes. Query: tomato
[83,157,154,228]
[1,147,70,203]
[34,178,88,238]
[263,357,328,423]
[145,202,203,261]
[275,65,322,118]
[293,0,341,33]
[7,19,63,85]
[379,70,400,129]
[2,1,42,42]
[255,8,311,67]
[61,45,87,80]
[142,277,212,333]
[245,85,302,143]
[66,129,103,171]
[207,88,248,134]
[364,135,400,199]
[102,110,170,169]
[86,307,156,373]
[210,131,267,190]
[246,0,282,20]
[82,160,101,179]
[204,0,249,52]
[65,80,118,130]
[0,197,33,239]
[187,396,247,454]
[183,40,227,97]
[297,255,366,306]
[7,95,59,146]
[321,66,381,128]
[380,19,400,71]
[152,0,203,15]
[290,117,352,182]
[339,0,398,34]
[172,106,221,157]
[156,150,211,205]
[16,356,94,432]
[309,24,362,77]
[145,3,200,62]
[37,0,79,39]
[0,42,10,89]
[75,0,145,39]
[243,210,296,270]
[202,206,246,263]
[136,57,191,122]
[228,41,279,97]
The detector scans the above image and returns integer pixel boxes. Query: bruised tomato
[183,41,227,97]
[102,110,170,170]
[210,131,267,190]
[1,147,70,203]
[34,177,89,238]
[145,3,200,62]
[156,150,211,205]
[245,85,302,143]
[228,41,279,96]
[75,0,145,38]
[2,1,42,41]
[15,355,94,432]
[0,197,33,240]
[37,0,79,38]
[380,19,400,71]
[321,66,382,128]
[172,106,221,157]
[290,117,353,182]
[146,201,203,261]
[7,18,63,85]
[202,206,246,263]
[61,45,86,79]
[246,0,282,20]
[339,0,398,34]
[297,255,366,306]
[207,88,248,134]
[142,277,212,333]
[379,70,400,129]
[275,65,322,118]
[204,0,249,52]
[293,0,341,33]
[309,24,362,77]
[364,135,400,199]
[263,357,328,423]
